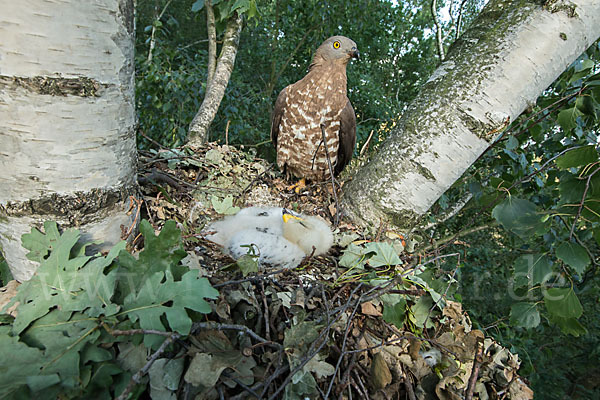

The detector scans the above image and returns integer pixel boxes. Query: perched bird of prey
[205,207,333,269]
[271,36,359,187]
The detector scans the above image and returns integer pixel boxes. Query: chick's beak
[282,210,303,223]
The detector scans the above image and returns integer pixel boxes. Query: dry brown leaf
[0,280,20,317]
[361,301,382,316]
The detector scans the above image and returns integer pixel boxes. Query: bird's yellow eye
[333,41,341,49]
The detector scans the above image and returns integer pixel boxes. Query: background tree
[0,0,138,281]
[341,0,600,230]
[135,0,446,156]
[187,0,252,145]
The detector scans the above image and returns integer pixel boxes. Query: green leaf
[117,220,188,291]
[0,325,46,396]
[555,242,590,275]
[122,270,218,349]
[283,369,318,400]
[236,254,259,276]
[558,172,585,204]
[505,135,518,150]
[555,145,599,169]
[492,197,547,238]
[12,311,100,392]
[544,287,583,318]
[557,106,583,132]
[211,195,240,215]
[191,0,204,12]
[21,221,62,263]
[230,0,250,14]
[509,302,540,328]
[547,314,587,336]
[381,294,406,329]
[411,296,435,329]
[365,242,401,267]
[10,227,123,335]
[594,227,600,246]
[26,374,61,392]
[514,254,553,286]
[338,243,368,269]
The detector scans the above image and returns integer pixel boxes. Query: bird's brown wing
[270,86,288,148]
[334,100,356,175]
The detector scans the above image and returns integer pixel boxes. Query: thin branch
[421,192,473,231]
[570,165,600,239]
[147,0,173,62]
[455,0,468,40]
[115,332,180,400]
[491,86,586,147]
[321,124,340,227]
[465,338,485,400]
[192,322,283,350]
[102,323,175,338]
[405,372,417,400]
[359,129,375,156]
[431,0,445,61]
[419,223,495,252]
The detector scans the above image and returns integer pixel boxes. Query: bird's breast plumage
[276,65,349,180]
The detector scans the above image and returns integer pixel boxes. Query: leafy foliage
[0,221,218,398]
[434,40,600,397]
[135,0,451,158]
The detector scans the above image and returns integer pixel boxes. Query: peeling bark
[341,0,600,231]
[0,0,138,281]
[188,12,243,146]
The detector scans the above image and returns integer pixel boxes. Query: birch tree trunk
[342,0,600,230]
[187,12,242,146]
[0,0,138,281]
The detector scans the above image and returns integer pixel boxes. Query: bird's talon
[288,178,307,194]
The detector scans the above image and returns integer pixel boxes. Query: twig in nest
[260,281,271,341]
[121,196,142,240]
[240,164,274,200]
[265,284,366,400]
[225,119,231,145]
[359,129,375,156]
[405,371,417,400]
[465,337,485,400]
[324,283,365,399]
[191,322,282,350]
[320,124,339,227]
[102,323,175,338]
[138,167,185,190]
[352,369,370,399]
[115,332,180,400]
[212,267,289,288]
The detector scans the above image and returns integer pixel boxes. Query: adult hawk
[271,36,359,184]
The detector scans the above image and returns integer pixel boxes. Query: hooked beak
[282,209,303,223]
[349,48,360,60]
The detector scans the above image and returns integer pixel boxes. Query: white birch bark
[0,0,138,281]
[342,0,600,230]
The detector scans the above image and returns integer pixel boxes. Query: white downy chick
[205,207,333,268]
